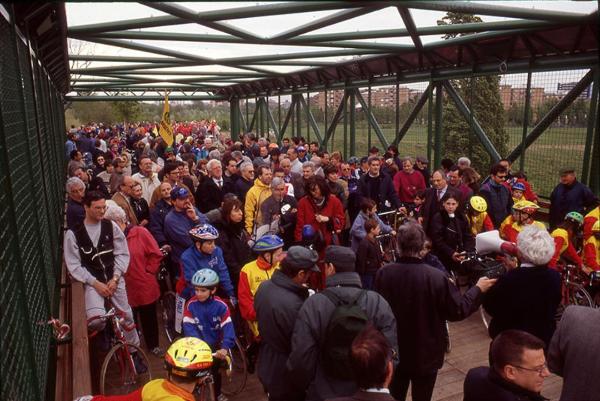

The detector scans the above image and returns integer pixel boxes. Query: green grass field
[286,122,588,197]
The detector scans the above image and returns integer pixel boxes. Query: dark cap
[559,167,575,175]
[170,186,190,200]
[324,245,356,272]
[416,156,429,164]
[283,246,320,272]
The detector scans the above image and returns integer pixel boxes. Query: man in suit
[195,159,234,213]
[111,175,139,225]
[326,326,395,401]
[420,170,462,236]
[548,305,600,401]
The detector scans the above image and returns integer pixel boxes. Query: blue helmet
[302,225,316,242]
[191,269,219,287]
[189,224,219,242]
[511,182,526,192]
[252,234,284,252]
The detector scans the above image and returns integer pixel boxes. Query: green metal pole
[245,98,249,132]
[324,89,329,150]
[344,89,348,159]
[278,95,281,140]
[297,95,302,139]
[395,78,400,148]
[266,95,270,138]
[368,85,372,151]
[581,68,599,186]
[427,81,433,165]
[434,82,443,169]
[230,97,240,140]
[519,70,533,172]
[306,89,311,142]
[350,89,356,157]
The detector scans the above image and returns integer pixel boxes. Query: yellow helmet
[512,200,539,215]
[165,337,213,378]
[592,220,600,233]
[469,196,488,213]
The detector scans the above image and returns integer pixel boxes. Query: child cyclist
[500,200,545,243]
[183,269,235,400]
[549,211,584,270]
[179,224,235,303]
[465,195,494,236]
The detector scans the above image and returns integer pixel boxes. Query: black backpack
[321,289,368,380]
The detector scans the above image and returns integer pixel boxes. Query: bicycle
[377,209,407,233]
[220,336,249,396]
[376,232,398,263]
[88,307,152,395]
[156,248,180,343]
[556,264,594,320]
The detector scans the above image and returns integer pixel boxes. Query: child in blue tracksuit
[183,269,236,398]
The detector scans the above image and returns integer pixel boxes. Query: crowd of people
[65,121,600,401]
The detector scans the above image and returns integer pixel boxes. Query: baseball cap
[170,186,190,200]
[283,246,320,272]
[416,156,429,164]
[559,167,575,175]
[324,245,356,273]
[297,146,306,152]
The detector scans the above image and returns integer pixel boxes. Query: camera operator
[483,225,561,346]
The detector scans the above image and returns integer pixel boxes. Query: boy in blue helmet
[179,224,235,304]
[183,269,235,399]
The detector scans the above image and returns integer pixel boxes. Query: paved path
[145,311,563,401]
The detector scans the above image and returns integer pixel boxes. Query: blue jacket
[163,208,207,263]
[183,295,235,350]
[549,180,596,229]
[148,199,173,246]
[350,211,392,252]
[66,198,85,230]
[479,181,513,229]
[180,245,234,299]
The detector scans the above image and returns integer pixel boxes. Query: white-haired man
[483,225,562,346]
[195,159,234,214]
[66,176,86,230]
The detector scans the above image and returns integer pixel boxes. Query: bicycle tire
[221,337,249,396]
[100,342,152,395]
[161,291,180,343]
[566,282,593,307]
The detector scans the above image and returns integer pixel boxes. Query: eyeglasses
[513,363,548,375]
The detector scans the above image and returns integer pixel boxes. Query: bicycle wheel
[100,342,152,395]
[161,291,180,343]
[566,282,593,307]
[197,376,216,401]
[221,337,248,396]
[480,306,491,330]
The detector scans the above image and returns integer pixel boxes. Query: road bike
[556,264,594,320]
[376,232,398,263]
[88,307,152,395]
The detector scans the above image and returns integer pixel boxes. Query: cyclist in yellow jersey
[74,337,214,401]
[500,200,545,243]
[549,211,584,270]
[465,196,494,236]
[583,220,600,274]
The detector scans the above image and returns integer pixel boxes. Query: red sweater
[393,170,426,203]
[124,226,163,307]
[295,195,345,245]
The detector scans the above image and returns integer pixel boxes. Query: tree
[437,13,509,174]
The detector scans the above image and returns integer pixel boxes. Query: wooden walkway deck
[145,311,563,401]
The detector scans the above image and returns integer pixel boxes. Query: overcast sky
[65,2,597,95]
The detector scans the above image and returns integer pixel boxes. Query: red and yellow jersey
[583,206,599,241]
[499,215,545,243]
[549,228,583,269]
[583,235,600,271]
[238,257,278,337]
[467,212,494,236]
[86,379,194,401]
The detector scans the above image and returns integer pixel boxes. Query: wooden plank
[71,281,92,398]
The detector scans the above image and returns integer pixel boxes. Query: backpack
[321,289,368,380]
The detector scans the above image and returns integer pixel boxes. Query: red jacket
[295,195,345,245]
[393,170,426,203]
[124,226,163,307]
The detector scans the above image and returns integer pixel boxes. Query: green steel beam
[392,84,430,148]
[230,98,241,140]
[297,93,323,144]
[519,70,533,172]
[270,6,384,41]
[401,1,597,22]
[68,15,186,35]
[581,68,599,186]
[239,106,248,133]
[434,83,443,169]
[427,81,433,164]
[590,102,600,194]
[279,96,298,140]
[265,99,280,139]
[349,91,356,157]
[322,91,349,148]
[248,100,259,132]
[69,55,178,63]
[443,81,501,162]
[354,89,389,149]
[507,69,595,163]
[397,7,434,65]
[70,62,188,75]
[143,2,263,42]
[65,95,226,101]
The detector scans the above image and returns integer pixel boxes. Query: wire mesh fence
[1,15,66,401]
[246,68,596,198]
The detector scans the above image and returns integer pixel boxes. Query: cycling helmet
[512,200,539,215]
[252,234,284,252]
[469,196,488,213]
[511,182,526,192]
[302,224,317,242]
[565,211,584,226]
[592,220,600,233]
[191,268,220,288]
[348,156,359,165]
[165,337,213,378]
[189,224,219,242]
